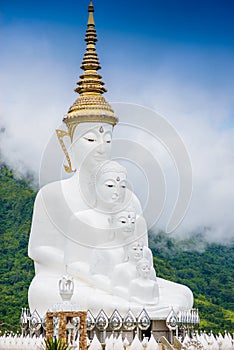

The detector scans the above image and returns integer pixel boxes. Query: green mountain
[0,165,35,332]
[149,233,234,332]
[0,164,233,333]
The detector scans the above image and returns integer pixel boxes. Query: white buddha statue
[64,160,147,291]
[28,1,193,319]
[129,258,159,305]
[111,240,156,300]
[64,160,128,284]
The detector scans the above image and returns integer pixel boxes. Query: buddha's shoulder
[114,261,128,272]
[35,178,74,201]
[73,209,108,226]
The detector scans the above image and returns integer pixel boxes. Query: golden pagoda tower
[63,1,118,139]
[56,1,118,173]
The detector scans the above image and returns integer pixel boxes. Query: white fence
[0,335,43,350]
[0,331,233,350]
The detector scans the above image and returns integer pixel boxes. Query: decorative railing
[0,331,233,350]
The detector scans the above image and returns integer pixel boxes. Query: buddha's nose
[97,142,105,154]
[112,191,119,200]
[114,187,119,195]
[126,222,132,231]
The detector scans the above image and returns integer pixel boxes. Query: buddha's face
[112,210,136,235]
[71,123,112,170]
[137,260,151,279]
[96,171,127,205]
[127,241,143,262]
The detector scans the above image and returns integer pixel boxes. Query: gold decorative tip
[62,1,118,139]
[88,1,95,26]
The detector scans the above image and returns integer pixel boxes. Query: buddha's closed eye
[83,137,96,142]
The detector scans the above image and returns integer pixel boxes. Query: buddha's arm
[92,275,111,292]
[113,285,129,300]
[129,282,144,304]
[28,190,64,269]
[67,261,91,281]
[111,267,129,299]
[130,296,143,304]
[150,267,157,281]
[30,246,65,274]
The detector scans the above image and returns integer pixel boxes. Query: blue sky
[1,0,234,46]
[2,0,233,123]
[1,1,234,242]
[1,0,234,102]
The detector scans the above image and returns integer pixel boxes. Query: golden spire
[63,1,118,139]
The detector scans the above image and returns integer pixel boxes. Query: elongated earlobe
[56,129,75,173]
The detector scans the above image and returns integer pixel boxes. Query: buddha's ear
[56,129,74,173]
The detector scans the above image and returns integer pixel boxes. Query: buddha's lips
[94,154,108,161]
[123,228,133,233]
[111,193,119,200]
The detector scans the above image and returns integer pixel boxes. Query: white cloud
[140,74,234,244]
[0,25,76,177]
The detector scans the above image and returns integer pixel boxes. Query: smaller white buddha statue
[89,208,136,277]
[65,160,129,288]
[89,207,141,292]
[129,258,159,305]
[111,239,155,299]
[75,160,129,231]
[65,160,127,256]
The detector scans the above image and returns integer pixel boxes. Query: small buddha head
[110,208,136,236]
[136,258,151,279]
[125,240,144,263]
[94,160,127,207]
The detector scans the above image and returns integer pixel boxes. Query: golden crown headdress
[56,1,118,172]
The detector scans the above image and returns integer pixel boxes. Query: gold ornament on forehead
[56,1,118,173]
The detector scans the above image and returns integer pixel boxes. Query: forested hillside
[0,164,233,332]
[0,165,35,331]
[149,233,234,332]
